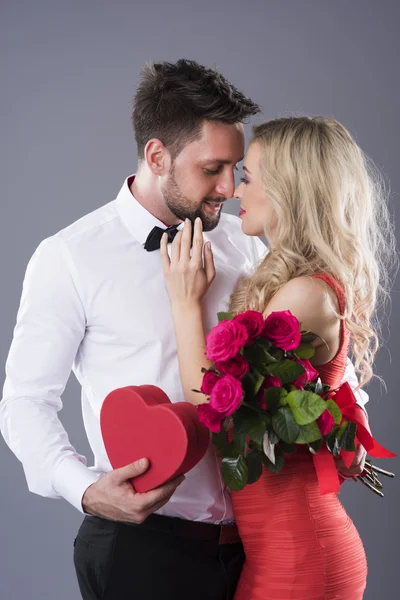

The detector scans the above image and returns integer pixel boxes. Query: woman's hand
[160,217,216,311]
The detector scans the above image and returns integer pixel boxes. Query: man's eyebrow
[243,165,252,174]
[198,159,241,166]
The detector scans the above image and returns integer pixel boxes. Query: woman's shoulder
[264,275,341,343]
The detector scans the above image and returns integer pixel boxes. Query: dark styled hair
[132,59,261,160]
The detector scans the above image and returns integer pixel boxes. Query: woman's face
[234,141,278,241]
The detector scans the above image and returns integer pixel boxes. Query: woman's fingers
[159,232,170,273]
[204,242,216,285]
[191,217,204,266]
[180,219,192,262]
[171,229,183,263]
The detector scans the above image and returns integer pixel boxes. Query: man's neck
[129,171,181,228]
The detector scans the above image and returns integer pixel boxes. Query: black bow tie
[144,224,180,252]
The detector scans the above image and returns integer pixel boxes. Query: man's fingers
[113,458,149,484]
[139,474,185,508]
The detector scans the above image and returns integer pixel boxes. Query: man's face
[160,121,245,231]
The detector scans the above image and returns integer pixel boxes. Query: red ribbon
[312,382,396,495]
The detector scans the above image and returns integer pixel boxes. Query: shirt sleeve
[0,236,102,512]
[340,357,369,416]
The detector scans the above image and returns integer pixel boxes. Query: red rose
[198,403,225,433]
[209,375,244,417]
[205,320,248,362]
[262,310,301,351]
[317,409,335,436]
[201,371,220,395]
[214,355,250,379]
[233,310,265,343]
[293,358,319,389]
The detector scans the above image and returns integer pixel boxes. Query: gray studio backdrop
[1,1,399,599]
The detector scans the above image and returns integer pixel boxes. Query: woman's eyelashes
[240,177,249,185]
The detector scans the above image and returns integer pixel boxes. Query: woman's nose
[233,183,243,200]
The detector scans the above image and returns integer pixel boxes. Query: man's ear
[144,138,171,176]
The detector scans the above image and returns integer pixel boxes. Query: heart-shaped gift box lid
[100,384,210,493]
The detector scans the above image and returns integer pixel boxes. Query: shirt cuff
[51,456,105,513]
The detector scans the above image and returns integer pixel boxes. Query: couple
[0,59,393,599]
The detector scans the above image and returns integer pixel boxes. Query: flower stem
[242,401,262,414]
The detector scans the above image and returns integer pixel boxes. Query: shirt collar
[115,175,182,245]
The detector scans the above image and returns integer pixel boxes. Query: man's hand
[335,444,367,477]
[81,458,185,523]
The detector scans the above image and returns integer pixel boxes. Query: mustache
[202,198,227,204]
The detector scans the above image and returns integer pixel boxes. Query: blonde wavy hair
[229,116,397,387]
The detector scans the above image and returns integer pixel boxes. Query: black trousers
[73,514,245,600]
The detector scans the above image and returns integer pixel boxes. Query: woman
[160,116,395,599]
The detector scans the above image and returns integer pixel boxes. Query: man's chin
[200,207,222,232]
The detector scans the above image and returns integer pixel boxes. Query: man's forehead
[197,157,244,166]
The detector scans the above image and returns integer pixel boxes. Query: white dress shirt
[0,176,368,523]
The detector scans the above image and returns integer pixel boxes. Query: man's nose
[215,171,236,198]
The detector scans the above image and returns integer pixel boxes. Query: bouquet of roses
[194,309,395,494]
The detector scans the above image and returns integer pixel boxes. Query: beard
[161,166,225,232]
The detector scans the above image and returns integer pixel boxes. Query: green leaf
[337,421,357,452]
[326,399,342,426]
[272,407,301,443]
[212,428,227,451]
[241,372,265,398]
[300,331,317,344]
[267,359,305,385]
[232,428,248,453]
[295,421,322,444]
[278,441,297,453]
[221,455,248,491]
[264,386,288,414]
[266,427,280,445]
[286,391,327,425]
[325,425,341,456]
[247,419,268,447]
[261,445,285,473]
[256,337,272,352]
[308,438,323,453]
[233,405,261,434]
[245,449,263,484]
[293,343,316,360]
[217,440,240,459]
[217,312,234,322]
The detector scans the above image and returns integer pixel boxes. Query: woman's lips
[239,208,246,217]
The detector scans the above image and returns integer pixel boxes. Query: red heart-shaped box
[100,385,210,493]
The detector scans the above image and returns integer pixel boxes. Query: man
[0,59,367,600]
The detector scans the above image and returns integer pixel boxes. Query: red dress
[232,274,367,600]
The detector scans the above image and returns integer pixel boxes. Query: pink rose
[201,371,220,395]
[209,375,244,417]
[262,310,301,351]
[205,320,248,362]
[233,310,265,343]
[317,409,335,436]
[293,358,319,389]
[198,403,225,433]
[214,355,250,379]
[263,376,282,388]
